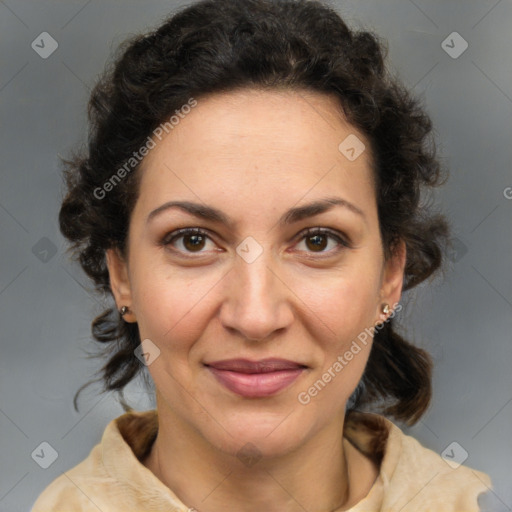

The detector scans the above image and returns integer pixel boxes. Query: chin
[203,409,312,460]
[219,430,305,463]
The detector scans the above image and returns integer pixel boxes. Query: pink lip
[205,358,307,398]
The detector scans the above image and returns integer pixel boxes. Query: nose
[219,246,294,342]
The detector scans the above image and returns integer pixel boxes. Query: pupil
[307,234,326,251]
[185,234,205,251]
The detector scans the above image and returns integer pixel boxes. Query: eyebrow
[146,196,366,228]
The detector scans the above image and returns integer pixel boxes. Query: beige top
[31,409,492,511]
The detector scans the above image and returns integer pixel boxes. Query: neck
[141,396,378,512]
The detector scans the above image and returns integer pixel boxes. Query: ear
[105,247,136,322]
[376,239,406,323]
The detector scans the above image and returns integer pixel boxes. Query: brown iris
[183,234,206,252]
[305,234,328,252]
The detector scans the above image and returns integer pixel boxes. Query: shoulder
[30,442,116,511]
[344,411,493,512]
[390,426,492,510]
[31,410,153,512]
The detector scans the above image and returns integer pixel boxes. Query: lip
[204,358,308,398]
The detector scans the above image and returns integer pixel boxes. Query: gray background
[1,0,511,510]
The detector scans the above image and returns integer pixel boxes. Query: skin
[106,88,406,512]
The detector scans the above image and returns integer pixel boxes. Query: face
[107,88,405,459]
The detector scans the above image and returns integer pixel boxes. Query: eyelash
[160,227,351,258]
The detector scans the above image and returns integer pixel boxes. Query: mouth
[204,358,308,398]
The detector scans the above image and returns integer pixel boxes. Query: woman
[31,0,492,510]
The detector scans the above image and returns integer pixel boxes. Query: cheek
[298,267,381,346]
[296,275,377,411]
[131,270,208,395]
[131,262,219,353]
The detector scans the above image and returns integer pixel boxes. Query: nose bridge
[221,240,290,340]
[239,248,275,300]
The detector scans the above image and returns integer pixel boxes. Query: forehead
[134,88,375,220]
[150,88,370,159]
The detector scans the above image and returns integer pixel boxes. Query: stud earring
[382,303,390,315]
[119,305,129,316]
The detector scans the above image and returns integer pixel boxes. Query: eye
[161,228,218,254]
[294,228,350,255]
[161,226,350,258]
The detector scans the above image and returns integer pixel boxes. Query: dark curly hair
[59,0,450,425]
